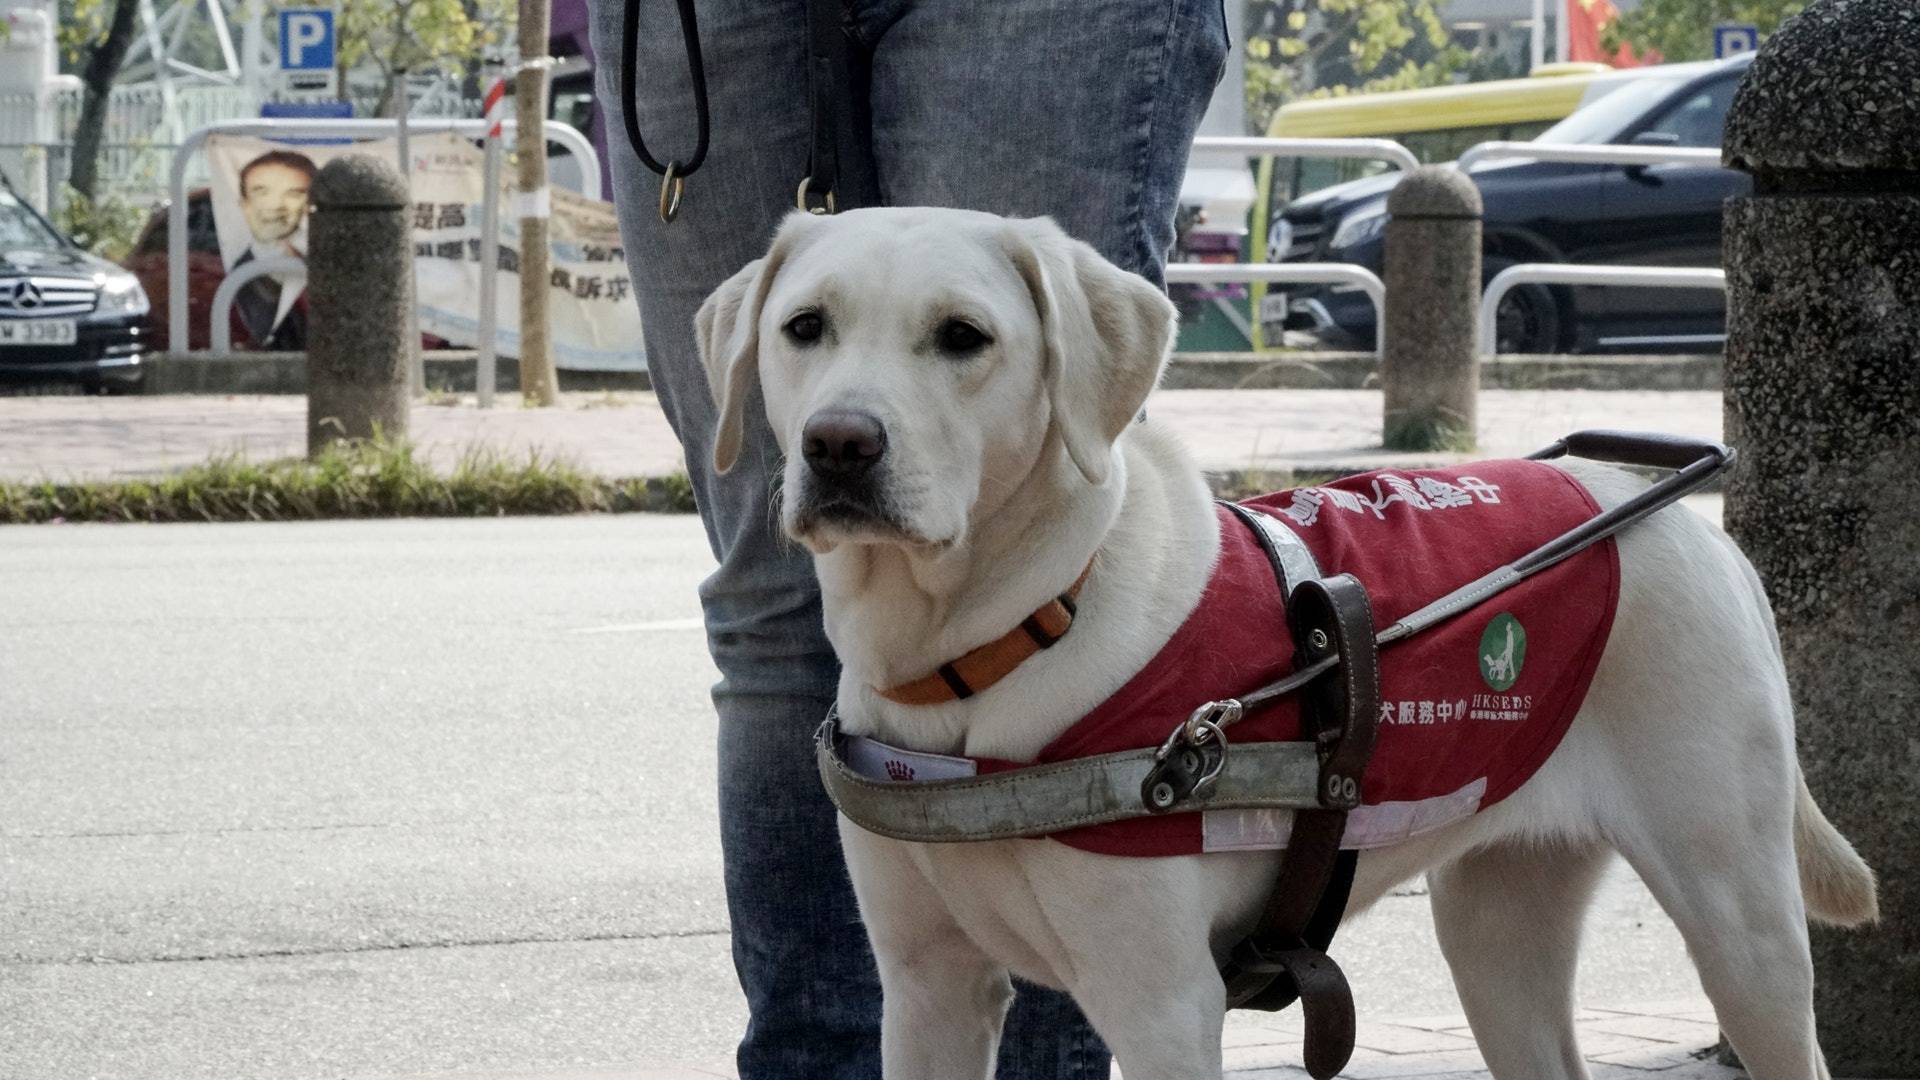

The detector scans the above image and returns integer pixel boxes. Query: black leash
[619,0,877,223]
[620,0,709,221]
[800,0,880,213]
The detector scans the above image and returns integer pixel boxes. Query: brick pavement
[1216,999,1737,1079]
[383,999,1737,1079]
[0,389,1722,483]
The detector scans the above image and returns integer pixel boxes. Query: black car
[0,184,151,392]
[1272,55,1753,354]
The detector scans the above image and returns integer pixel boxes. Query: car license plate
[1258,291,1290,325]
[0,320,77,346]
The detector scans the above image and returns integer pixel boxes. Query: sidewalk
[0,388,1723,483]
[385,1000,1737,1079]
[1218,1000,1735,1079]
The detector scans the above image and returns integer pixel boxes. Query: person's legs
[861,0,1229,286]
[852,2,1228,1074]
[585,3,882,1077]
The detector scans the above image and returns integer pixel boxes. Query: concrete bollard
[306,154,414,457]
[1380,166,1482,452]
[1722,0,1919,1071]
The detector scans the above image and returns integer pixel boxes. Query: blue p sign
[1713,23,1760,58]
[278,8,336,71]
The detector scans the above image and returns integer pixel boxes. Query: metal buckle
[795,175,836,215]
[1141,700,1240,812]
[658,161,685,223]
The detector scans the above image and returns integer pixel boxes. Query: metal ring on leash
[1143,701,1239,811]
[796,175,835,215]
[1187,718,1230,799]
[658,162,685,222]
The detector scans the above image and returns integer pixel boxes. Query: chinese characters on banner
[203,133,646,371]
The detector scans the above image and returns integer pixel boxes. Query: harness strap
[1223,501,1321,595]
[816,720,1325,843]
[1216,557,1381,1080]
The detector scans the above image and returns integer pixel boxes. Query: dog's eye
[784,312,825,344]
[936,319,990,355]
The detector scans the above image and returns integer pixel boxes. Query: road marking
[570,617,704,634]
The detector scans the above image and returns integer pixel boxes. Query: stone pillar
[1381,166,1482,451]
[1722,0,1919,1073]
[306,154,413,457]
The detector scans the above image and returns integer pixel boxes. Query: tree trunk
[514,0,556,405]
[68,0,142,198]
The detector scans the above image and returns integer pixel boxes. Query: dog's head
[696,208,1175,553]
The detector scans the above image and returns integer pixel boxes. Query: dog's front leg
[1034,853,1246,1079]
[876,936,1014,1080]
[1066,944,1225,1079]
[840,822,1012,1079]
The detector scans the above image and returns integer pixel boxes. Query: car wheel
[1486,262,1563,355]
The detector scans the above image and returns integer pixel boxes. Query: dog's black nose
[803,410,887,478]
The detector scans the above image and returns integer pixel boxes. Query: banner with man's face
[203,133,645,371]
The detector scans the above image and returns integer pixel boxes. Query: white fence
[0,84,496,214]
[1478,265,1727,356]
[1455,141,1725,171]
[1179,136,1416,355]
[0,85,261,207]
[1165,262,1388,358]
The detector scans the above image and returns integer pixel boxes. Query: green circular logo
[1479,613,1527,691]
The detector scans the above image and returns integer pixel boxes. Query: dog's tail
[1793,767,1878,927]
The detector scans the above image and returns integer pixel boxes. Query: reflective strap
[816,719,1324,844]
[1226,503,1323,597]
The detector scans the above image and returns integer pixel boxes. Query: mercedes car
[0,184,151,392]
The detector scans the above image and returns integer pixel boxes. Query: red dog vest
[865,459,1617,857]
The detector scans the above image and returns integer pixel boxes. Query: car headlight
[95,273,150,317]
[1329,207,1389,251]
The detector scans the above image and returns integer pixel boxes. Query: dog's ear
[1003,218,1176,486]
[695,214,815,474]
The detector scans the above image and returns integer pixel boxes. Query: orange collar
[875,561,1094,706]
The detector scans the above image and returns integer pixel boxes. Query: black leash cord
[620,0,710,221]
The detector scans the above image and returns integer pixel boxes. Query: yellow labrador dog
[696,206,1877,1080]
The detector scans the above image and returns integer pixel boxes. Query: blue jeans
[586,2,1228,1075]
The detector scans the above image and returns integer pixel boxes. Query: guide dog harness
[814,430,1733,1079]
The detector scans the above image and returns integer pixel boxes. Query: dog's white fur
[698,207,1878,1080]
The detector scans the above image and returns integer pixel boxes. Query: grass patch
[1381,414,1477,454]
[1208,469,1347,502]
[0,437,697,524]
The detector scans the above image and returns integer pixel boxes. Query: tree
[1243,0,1468,133]
[1604,0,1805,62]
[336,0,512,115]
[60,0,142,199]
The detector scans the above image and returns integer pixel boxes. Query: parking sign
[278,8,337,93]
[1713,23,1760,58]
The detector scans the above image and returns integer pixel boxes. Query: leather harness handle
[1530,428,1731,473]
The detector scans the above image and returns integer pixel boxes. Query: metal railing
[1455,141,1725,171]
[1166,262,1387,358]
[1478,264,1726,356]
[167,117,600,354]
[1192,136,1421,175]
[1185,137,1415,352]
[208,255,307,354]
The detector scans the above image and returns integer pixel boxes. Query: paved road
[1,515,1716,1079]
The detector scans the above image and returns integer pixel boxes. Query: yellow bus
[1246,63,1657,348]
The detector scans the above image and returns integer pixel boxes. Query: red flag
[1566,0,1661,66]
